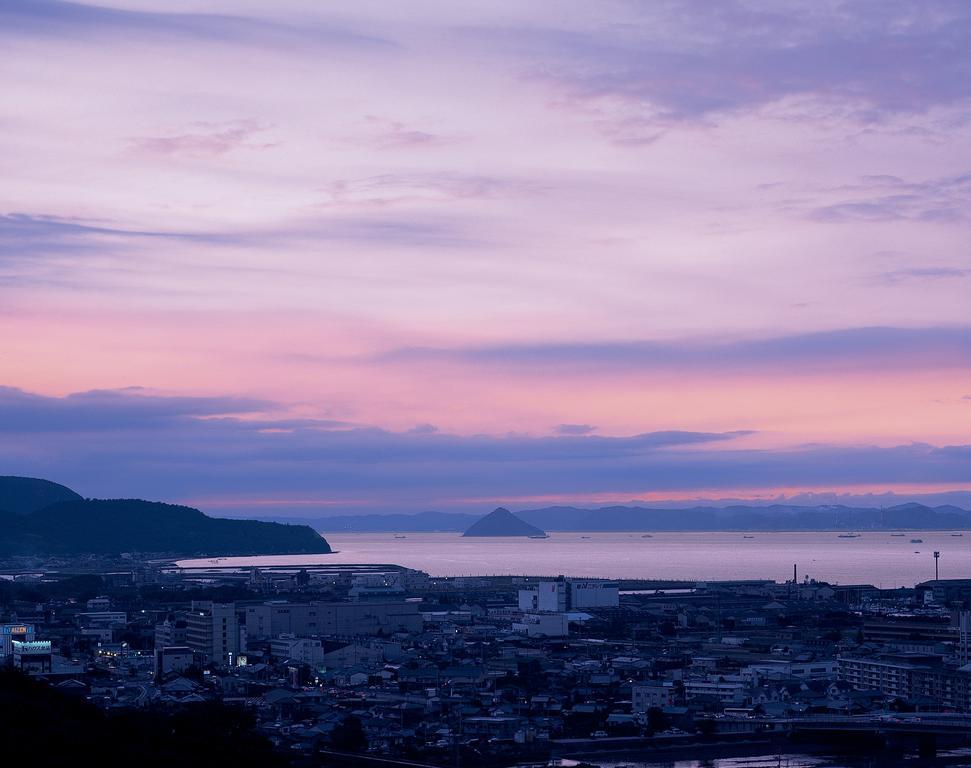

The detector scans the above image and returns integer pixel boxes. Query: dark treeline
[0,668,288,766]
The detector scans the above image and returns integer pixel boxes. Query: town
[5,556,971,765]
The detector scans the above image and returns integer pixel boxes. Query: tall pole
[934,551,940,582]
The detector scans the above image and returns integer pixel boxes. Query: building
[155,617,188,648]
[569,580,620,608]
[537,582,568,612]
[518,579,619,613]
[917,579,971,604]
[270,635,325,665]
[244,602,322,640]
[838,652,971,710]
[155,646,194,677]
[518,590,539,612]
[186,603,240,665]
[746,659,838,681]
[349,572,406,600]
[86,596,112,612]
[684,677,748,705]
[311,601,423,636]
[12,640,52,674]
[77,611,128,644]
[0,623,34,657]
[513,613,569,637]
[632,682,677,711]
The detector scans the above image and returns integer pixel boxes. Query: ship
[911,538,924,543]
[838,533,861,538]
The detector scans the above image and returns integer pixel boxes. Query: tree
[331,715,368,753]
[646,706,667,734]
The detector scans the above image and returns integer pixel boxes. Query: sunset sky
[2,0,970,514]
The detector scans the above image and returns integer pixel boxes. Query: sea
[576,752,971,768]
[177,530,969,586]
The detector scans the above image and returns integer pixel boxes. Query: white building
[270,635,325,665]
[518,579,619,612]
[632,682,676,712]
[513,613,569,637]
[12,640,52,673]
[684,676,748,705]
[349,572,405,600]
[186,602,241,665]
[745,659,838,681]
[155,618,188,648]
[155,646,194,676]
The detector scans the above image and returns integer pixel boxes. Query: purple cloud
[0,0,392,49]
[129,120,274,158]
[380,326,971,374]
[467,1,971,127]
[875,267,971,284]
[0,386,969,515]
[554,424,597,435]
[0,386,271,432]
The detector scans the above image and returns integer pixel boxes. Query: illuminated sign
[1,625,30,635]
[12,641,51,654]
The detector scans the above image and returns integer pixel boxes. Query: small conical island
[462,507,547,537]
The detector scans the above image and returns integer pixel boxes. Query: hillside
[515,502,971,531]
[0,497,331,557]
[0,476,82,515]
[266,502,971,533]
[462,507,547,537]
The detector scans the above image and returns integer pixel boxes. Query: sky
[1,0,970,516]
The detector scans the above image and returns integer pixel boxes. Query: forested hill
[0,481,331,557]
[0,475,82,515]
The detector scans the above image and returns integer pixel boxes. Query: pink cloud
[128,120,274,158]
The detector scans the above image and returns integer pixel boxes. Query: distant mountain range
[279,502,971,533]
[0,477,331,557]
[462,507,546,537]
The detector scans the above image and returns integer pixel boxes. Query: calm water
[178,530,971,586]
[590,752,971,768]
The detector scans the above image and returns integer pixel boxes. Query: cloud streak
[0,386,968,514]
[380,326,971,374]
[476,1,971,126]
[0,0,392,49]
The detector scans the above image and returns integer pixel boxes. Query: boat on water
[911,538,924,543]
[838,533,860,538]
[393,534,406,539]
[952,533,964,537]
[891,533,905,537]
[743,535,755,539]
[529,534,550,539]
[641,534,653,538]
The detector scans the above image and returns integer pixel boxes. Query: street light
[933,551,940,582]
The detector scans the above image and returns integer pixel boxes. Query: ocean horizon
[177,530,964,587]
